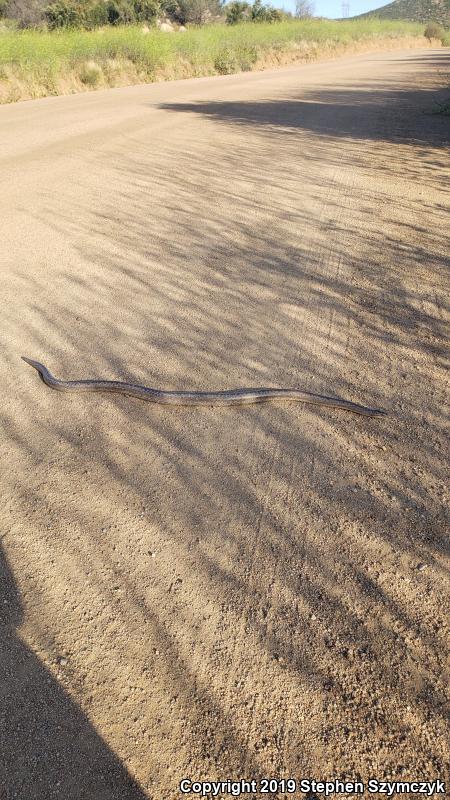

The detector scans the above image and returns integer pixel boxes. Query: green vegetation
[423,19,450,44]
[225,0,287,24]
[0,0,223,28]
[424,20,445,38]
[356,0,450,27]
[0,18,427,103]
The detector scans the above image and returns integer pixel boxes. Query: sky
[278,0,391,18]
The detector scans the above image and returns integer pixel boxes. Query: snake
[22,357,386,417]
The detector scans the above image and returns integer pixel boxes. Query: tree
[225,0,249,23]
[133,0,159,21]
[4,0,46,26]
[104,0,135,24]
[295,0,314,17]
[164,0,223,23]
[45,0,88,28]
[250,0,281,21]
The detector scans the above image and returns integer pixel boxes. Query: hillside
[356,0,450,25]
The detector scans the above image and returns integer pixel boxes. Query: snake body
[22,357,386,417]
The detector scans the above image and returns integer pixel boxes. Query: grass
[0,18,428,103]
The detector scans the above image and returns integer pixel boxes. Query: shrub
[85,1,109,26]
[165,0,223,24]
[78,58,103,84]
[424,21,445,42]
[45,0,86,28]
[250,0,265,20]
[45,0,113,29]
[267,6,282,20]
[44,0,159,28]
[238,43,258,68]
[214,47,237,73]
[250,0,281,22]
[133,0,159,21]
[226,0,282,22]
[5,0,46,27]
[105,0,136,24]
[226,0,250,24]
[159,0,177,18]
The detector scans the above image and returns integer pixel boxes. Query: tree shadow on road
[157,50,450,176]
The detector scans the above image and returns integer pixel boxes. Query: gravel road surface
[1,47,449,799]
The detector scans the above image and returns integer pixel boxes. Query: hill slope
[356,0,450,25]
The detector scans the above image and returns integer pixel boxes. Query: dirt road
[1,49,449,799]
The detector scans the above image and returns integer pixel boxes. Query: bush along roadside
[0,18,438,105]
